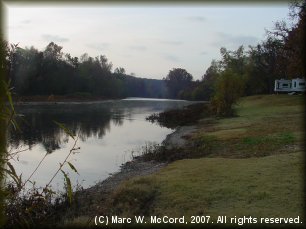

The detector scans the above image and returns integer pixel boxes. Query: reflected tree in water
[7,104,125,154]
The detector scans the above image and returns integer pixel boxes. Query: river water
[8,98,195,190]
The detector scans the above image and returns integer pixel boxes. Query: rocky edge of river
[64,125,198,221]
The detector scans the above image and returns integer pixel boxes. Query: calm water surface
[8,98,195,190]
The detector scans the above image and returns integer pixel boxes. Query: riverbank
[59,112,203,226]
[62,94,304,227]
[61,125,199,224]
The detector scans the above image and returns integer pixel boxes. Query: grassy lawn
[140,153,304,218]
[193,94,304,158]
[82,95,304,227]
[112,151,303,221]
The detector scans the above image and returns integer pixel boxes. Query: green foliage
[114,67,126,75]
[0,38,13,226]
[3,162,22,189]
[5,42,168,99]
[61,170,73,205]
[1,98,81,228]
[181,3,305,101]
[164,68,193,99]
[210,69,245,117]
[3,126,81,227]
[146,102,209,128]
[268,1,306,77]
[67,162,79,175]
[111,95,304,219]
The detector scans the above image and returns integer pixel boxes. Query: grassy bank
[63,95,304,227]
[104,94,304,226]
[191,94,304,158]
[111,152,303,220]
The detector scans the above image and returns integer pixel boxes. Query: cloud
[122,53,132,58]
[42,34,69,42]
[86,43,110,51]
[186,16,206,22]
[213,32,259,48]
[163,54,180,62]
[159,40,183,45]
[21,19,31,24]
[200,51,208,55]
[129,45,147,51]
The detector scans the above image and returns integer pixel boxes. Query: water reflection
[8,99,194,189]
[9,102,122,154]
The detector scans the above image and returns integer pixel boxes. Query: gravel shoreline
[163,125,198,149]
[66,125,197,219]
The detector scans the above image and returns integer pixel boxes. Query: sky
[5,3,292,80]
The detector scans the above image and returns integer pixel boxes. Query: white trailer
[274,78,305,93]
[291,78,305,92]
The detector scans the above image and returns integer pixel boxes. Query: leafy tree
[178,81,200,100]
[114,67,126,75]
[43,42,63,61]
[210,69,245,117]
[9,46,44,95]
[220,46,247,75]
[97,55,113,73]
[192,60,221,100]
[265,1,305,77]
[247,38,286,94]
[164,68,193,99]
[65,53,79,68]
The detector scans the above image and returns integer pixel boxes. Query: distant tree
[220,46,247,75]
[187,2,304,101]
[65,54,79,68]
[80,53,89,63]
[192,60,221,100]
[8,46,44,95]
[114,67,126,75]
[164,68,193,99]
[3,41,175,99]
[43,42,63,61]
[97,55,112,73]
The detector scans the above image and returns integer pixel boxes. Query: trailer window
[299,82,305,86]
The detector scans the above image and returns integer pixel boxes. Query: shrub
[210,69,245,117]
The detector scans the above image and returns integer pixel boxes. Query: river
[7,98,195,190]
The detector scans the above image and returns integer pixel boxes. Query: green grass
[191,95,304,158]
[87,95,305,227]
[108,152,303,227]
[152,152,304,218]
[242,132,295,146]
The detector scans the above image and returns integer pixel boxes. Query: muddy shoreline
[65,125,198,220]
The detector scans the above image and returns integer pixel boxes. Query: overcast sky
[5,3,291,80]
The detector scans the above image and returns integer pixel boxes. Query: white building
[274,78,305,93]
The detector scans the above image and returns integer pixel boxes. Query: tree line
[2,41,168,99]
[1,2,304,109]
[165,1,305,112]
